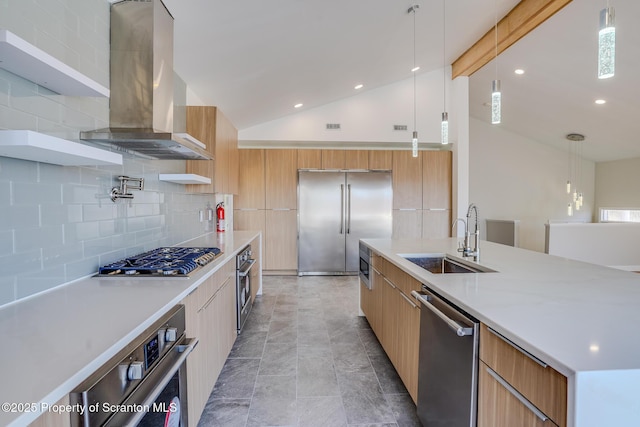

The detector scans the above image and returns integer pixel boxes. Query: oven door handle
[122,337,198,427]
[238,259,256,277]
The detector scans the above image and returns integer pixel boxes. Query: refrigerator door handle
[347,184,352,234]
[340,184,344,234]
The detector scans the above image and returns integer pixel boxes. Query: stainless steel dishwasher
[411,285,479,427]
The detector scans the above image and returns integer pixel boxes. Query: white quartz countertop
[0,231,259,427]
[362,237,640,427]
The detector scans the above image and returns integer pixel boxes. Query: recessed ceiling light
[514,69,525,75]
[595,99,606,105]
[354,84,363,90]
[411,66,420,72]
[294,103,303,108]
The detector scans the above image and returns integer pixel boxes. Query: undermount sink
[400,254,496,274]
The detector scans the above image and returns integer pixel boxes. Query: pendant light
[491,0,501,124]
[565,133,585,216]
[409,4,419,157]
[441,0,449,145]
[598,3,615,79]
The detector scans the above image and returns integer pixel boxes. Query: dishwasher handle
[411,290,473,337]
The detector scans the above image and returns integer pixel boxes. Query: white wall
[595,157,640,210]
[469,117,595,252]
[239,67,452,145]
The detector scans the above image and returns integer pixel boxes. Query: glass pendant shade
[598,7,615,79]
[441,112,449,145]
[566,181,571,194]
[567,203,573,216]
[412,130,418,158]
[491,79,501,124]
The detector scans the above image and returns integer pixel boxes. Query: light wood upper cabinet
[265,149,297,209]
[185,107,215,194]
[422,150,452,209]
[235,149,265,209]
[345,150,368,169]
[369,150,393,170]
[392,151,422,209]
[321,149,346,169]
[185,106,238,194]
[297,149,322,169]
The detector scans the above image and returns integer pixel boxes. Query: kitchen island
[361,237,640,427]
[0,230,260,427]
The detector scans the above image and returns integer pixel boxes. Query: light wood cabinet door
[422,209,451,239]
[369,150,393,170]
[345,150,368,169]
[396,289,420,403]
[235,149,265,209]
[29,396,71,427]
[321,149,346,169]
[478,361,559,427]
[264,209,298,271]
[380,276,400,365]
[186,106,238,194]
[186,106,216,194]
[392,151,422,209]
[227,124,239,195]
[480,324,567,427]
[182,287,206,424]
[422,150,452,209]
[368,267,384,337]
[265,149,297,209]
[250,235,262,301]
[392,209,422,239]
[297,149,322,169]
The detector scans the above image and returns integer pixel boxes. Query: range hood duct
[80,0,210,160]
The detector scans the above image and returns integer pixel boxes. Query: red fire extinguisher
[216,202,225,232]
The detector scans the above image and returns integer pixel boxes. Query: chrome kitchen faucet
[454,203,480,261]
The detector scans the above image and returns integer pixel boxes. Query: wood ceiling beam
[451,0,573,79]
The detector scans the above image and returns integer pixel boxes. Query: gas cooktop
[98,247,222,277]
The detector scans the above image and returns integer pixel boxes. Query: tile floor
[197,275,421,427]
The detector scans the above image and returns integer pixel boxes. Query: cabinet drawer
[380,257,422,297]
[480,324,567,427]
[478,361,559,427]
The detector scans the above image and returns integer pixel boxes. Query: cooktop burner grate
[98,247,222,277]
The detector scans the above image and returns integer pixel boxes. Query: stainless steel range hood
[80,0,210,160]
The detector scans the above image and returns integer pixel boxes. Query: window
[600,208,640,223]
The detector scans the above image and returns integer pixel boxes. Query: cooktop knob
[165,327,178,342]
[127,361,143,381]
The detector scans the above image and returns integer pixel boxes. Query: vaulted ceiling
[163,0,639,163]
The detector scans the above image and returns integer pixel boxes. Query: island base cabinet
[28,396,71,427]
[479,361,559,427]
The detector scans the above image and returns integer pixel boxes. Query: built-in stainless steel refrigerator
[298,170,392,275]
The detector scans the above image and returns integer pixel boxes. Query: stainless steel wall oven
[236,245,255,333]
[70,305,197,427]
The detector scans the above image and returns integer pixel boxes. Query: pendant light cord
[494,0,498,77]
[413,6,417,133]
[442,0,446,111]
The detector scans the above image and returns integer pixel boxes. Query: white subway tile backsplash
[0,206,40,231]
[15,225,63,252]
[0,0,219,307]
[0,277,17,307]
[16,265,66,299]
[0,231,13,256]
[13,182,62,205]
[0,249,42,277]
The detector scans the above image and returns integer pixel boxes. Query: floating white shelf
[158,174,212,185]
[0,29,109,97]
[0,130,123,166]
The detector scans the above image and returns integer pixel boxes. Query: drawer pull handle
[399,291,417,308]
[383,277,396,289]
[487,326,548,368]
[485,366,549,423]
